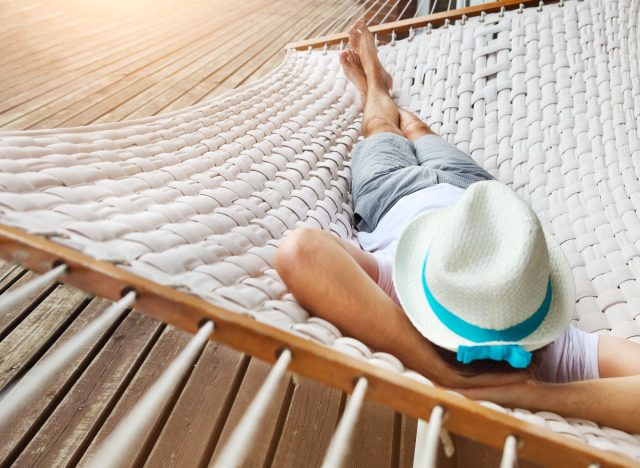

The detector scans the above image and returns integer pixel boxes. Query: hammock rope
[1,0,640,464]
[321,377,369,468]
[0,263,66,313]
[500,435,519,468]
[414,405,446,468]
[211,348,292,468]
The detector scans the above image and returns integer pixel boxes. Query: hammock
[1,0,639,465]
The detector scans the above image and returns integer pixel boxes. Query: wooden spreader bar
[286,0,554,50]
[0,224,631,467]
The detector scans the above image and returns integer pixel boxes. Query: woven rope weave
[1,0,640,459]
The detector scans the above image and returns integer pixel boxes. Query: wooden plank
[0,260,22,293]
[93,0,290,123]
[209,0,345,94]
[270,376,343,468]
[453,434,542,468]
[11,311,162,467]
[11,0,270,129]
[144,344,248,467]
[343,398,396,468]
[195,0,359,99]
[78,325,196,466]
[0,297,121,463]
[399,415,418,468]
[0,2,179,103]
[0,225,632,468]
[286,0,552,50]
[0,0,219,120]
[163,0,338,113]
[0,283,89,390]
[0,1,249,128]
[0,271,56,340]
[208,359,294,467]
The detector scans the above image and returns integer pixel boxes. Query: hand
[428,360,533,389]
[451,379,541,405]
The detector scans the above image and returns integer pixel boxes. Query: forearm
[464,376,640,434]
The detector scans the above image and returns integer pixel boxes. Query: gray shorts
[350,132,494,232]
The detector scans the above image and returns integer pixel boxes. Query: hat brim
[392,208,575,353]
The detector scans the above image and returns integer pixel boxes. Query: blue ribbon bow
[457,344,532,368]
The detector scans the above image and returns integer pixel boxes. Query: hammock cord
[379,0,405,25]
[317,0,367,37]
[367,0,396,25]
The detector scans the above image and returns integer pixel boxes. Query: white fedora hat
[393,181,574,368]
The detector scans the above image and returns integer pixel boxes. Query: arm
[598,335,640,377]
[274,227,528,387]
[458,335,640,432]
[459,376,640,434]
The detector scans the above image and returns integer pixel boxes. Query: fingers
[453,381,537,409]
[437,367,532,389]
[455,370,532,388]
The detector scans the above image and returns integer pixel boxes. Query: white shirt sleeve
[371,251,401,306]
[533,325,600,383]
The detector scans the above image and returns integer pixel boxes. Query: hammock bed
[0,0,639,465]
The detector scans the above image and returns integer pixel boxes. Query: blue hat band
[420,255,552,368]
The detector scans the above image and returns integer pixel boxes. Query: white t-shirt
[357,183,599,383]
[357,183,464,257]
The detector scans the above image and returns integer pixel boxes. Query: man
[275,21,640,432]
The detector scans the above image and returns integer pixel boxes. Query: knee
[274,228,324,280]
[401,119,432,141]
[363,117,403,138]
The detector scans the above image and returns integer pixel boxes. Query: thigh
[350,132,436,232]
[413,134,494,189]
[350,131,417,194]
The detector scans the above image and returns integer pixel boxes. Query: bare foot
[347,20,387,87]
[340,48,392,107]
[340,49,367,100]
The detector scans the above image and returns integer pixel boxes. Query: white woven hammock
[1,0,640,461]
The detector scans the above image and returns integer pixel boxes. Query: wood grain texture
[10,311,162,467]
[208,359,294,467]
[0,0,359,130]
[143,343,248,467]
[77,325,194,466]
[0,297,119,464]
[0,283,89,389]
[270,376,343,468]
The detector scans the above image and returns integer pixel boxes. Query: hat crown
[424,182,550,330]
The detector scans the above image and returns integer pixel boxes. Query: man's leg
[339,47,433,142]
[398,108,434,141]
[348,21,403,138]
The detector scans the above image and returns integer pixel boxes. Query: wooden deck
[0,0,425,466]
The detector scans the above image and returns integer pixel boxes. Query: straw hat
[393,181,574,368]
